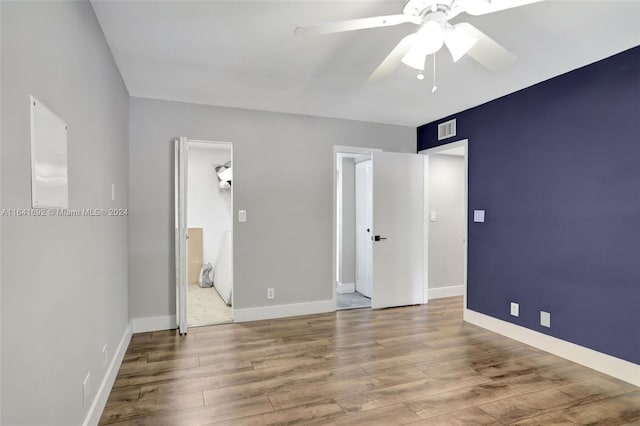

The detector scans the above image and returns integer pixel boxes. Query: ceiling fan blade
[368,34,417,82]
[455,23,517,70]
[294,14,418,36]
[445,25,478,62]
[462,0,545,16]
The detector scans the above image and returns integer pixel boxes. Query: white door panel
[371,152,424,309]
[355,160,372,297]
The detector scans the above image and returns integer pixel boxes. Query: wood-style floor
[99,297,639,425]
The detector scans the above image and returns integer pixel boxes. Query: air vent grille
[438,119,456,140]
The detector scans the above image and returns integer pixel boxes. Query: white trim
[336,282,355,294]
[82,321,132,426]
[422,155,429,304]
[428,285,464,299]
[131,315,177,333]
[464,309,640,387]
[234,300,335,323]
[334,145,383,155]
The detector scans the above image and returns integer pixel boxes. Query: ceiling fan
[294,0,543,82]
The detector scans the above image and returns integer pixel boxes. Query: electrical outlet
[102,344,109,369]
[82,373,91,408]
[510,302,519,317]
[540,311,551,328]
[267,288,274,299]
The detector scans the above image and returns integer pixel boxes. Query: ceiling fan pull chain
[432,53,438,93]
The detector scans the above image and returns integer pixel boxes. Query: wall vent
[438,119,456,140]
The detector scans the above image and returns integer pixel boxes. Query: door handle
[373,235,387,241]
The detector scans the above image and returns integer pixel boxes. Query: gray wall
[340,158,355,285]
[129,97,414,317]
[1,2,129,425]
[428,154,465,289]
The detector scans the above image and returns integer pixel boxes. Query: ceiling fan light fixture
[417,20,445,54]
[401,21,444,70]
[401,46,427,70]
[445,25,478,62]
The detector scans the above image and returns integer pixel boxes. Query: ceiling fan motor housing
[403,0,461,21]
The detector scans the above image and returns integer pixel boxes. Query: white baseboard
[337,282,355,294]
[131,315,176,333]
[464,309,640,387]
[234,300,335,322]
[82,321,132,426]
[428,285,464,300]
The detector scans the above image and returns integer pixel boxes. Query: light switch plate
[238,210,247,222]
[430,211,437,222]
[474,210,485,223]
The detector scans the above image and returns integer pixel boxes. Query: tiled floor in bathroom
[337,290,371,310]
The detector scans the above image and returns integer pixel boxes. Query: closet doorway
[175,138,234,334]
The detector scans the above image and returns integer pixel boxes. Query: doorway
[336,152,372,310]
[420,140,468,308]
[175,138,234,334]
[333,147,425,311]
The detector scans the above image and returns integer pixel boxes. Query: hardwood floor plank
[335,372,491,414]
[103,395,274,426]
[113,357,253,389]
[410,406,502,425]
[510,411,576,425]
[99,297,638,425]
[201,364,367,406]
[99,391,204,424]
[405,372,567,419]
[267,375,376,410]
[119,356,200,374]
[209,399,344,426]
[559,390,640,424]
[479,377,635,423]
[311,403,421,425]
[103,387,141,408]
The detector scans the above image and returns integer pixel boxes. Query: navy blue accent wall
[418,47,640,364]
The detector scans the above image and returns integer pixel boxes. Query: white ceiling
[91,0,640,127]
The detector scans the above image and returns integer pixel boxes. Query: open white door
[175,137,188,334]
[355,160,373,298]
[371,151,424,309]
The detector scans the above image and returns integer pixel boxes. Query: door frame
[175,138,234,334]
[332,146,381,309]
[419,139,469,309]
